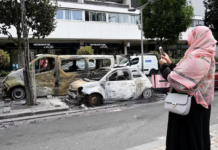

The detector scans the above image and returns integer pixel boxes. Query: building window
[70,10,82,20]
[108,13,130,23]
[131,15,140,24]
[119,14,129,23]
[56,9,69,19]
[191,19,204,27]
[56,9,82,20]
[56,9,64,19]
[89,11,106,22]
[108,13,119,23]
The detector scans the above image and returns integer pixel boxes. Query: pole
[140,10,144,73]
[21,0,36,105]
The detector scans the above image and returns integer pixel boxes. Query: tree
[139,0,194,46]
[77,46,94,55]
[204,0,218,40]
[0,0,58,55]
[0,50,10,67]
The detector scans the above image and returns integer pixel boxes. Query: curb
[0,106,69,120]
[0,100,164,123]
[125,124,218,150]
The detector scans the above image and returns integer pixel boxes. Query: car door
[130,57,140,68]
[31,56,56,97]
[58,57,89,95]
[105,69,136,101]
[132,69,151,98]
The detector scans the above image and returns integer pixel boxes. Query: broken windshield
[86,68,111,81]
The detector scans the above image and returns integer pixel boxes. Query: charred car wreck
[68,67,152,106]
[2,55,114,100]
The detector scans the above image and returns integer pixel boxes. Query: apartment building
[0,0,206,70]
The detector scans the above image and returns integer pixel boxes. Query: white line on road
[124,138,166,150]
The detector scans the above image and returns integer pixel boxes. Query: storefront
[85,43,123,55]
[166,44,188,59]
[5,43,80,71]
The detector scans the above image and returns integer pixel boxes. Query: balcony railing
[84,0,129,8]
[56,0,78,2]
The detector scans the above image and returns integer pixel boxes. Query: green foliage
[149,50,161,60]
[149,50,182,64]
[171,58,181,64]
[215,56,218,62]
[0,0,58,52]
[77,46,94,55]
[204,0,218,40]
[0,70,10,77]
[0,50,10,67]
[140,0,194,45]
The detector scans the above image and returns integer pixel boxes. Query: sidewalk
[126,124,218,150]
[0,97,69,122]
[149,127,218,150]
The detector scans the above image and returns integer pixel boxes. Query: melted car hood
[69,79,100,90]
[69,79,89,90]
[7,68,24,81]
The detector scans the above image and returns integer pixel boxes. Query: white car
[68,67,152,106]
[116,54,158,75]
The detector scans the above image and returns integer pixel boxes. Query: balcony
[84,0,129,8]
[56,0,78,2]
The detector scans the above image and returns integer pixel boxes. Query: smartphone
[159,47,165,56]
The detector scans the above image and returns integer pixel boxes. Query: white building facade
[0,0,206,70]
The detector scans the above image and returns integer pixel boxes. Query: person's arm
[160,63,172,81]
[169,63,176,70]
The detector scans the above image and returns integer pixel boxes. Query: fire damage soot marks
[1,55,115,100]
[67,67,153,107]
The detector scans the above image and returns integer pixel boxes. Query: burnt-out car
[2,55,114,100]
[67,67,152,106]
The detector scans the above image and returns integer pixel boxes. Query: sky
[190,0,205,17]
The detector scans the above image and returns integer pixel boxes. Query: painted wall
[0,1,199,42]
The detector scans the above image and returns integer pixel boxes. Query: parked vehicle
[67,67,152,106]
[116,54,158,75]
[2,55,114,100]
[215,62,218,87]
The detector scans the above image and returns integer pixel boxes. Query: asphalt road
[0,91,217,150]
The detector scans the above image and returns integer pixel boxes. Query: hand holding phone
[159,47,165,56]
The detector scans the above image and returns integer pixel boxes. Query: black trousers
[166,97,211,150]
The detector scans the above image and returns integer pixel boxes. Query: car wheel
[149,69,157,76]
[87,94,102,107]
[143,88,152,99]
[11,87,26,100]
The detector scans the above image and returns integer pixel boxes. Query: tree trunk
[21,0,36,106]
[17,41,24,68]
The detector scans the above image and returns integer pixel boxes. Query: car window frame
[60,58,88,73]
[30,56,56,74]
[106,69,132,81]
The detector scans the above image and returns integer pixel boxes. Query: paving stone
[2,107,11,113]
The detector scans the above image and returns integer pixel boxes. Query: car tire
[143,88,152,99]
[149,69,157,76]
[87,94,102,107]
[11,87,26,100]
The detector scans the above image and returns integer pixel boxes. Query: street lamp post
[128,0,158,73]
